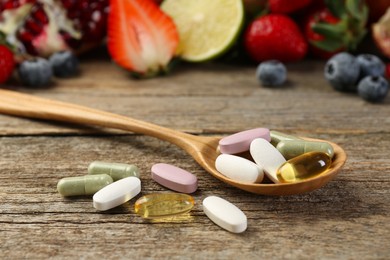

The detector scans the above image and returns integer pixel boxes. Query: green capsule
[134,193,195,219]
[276,152,331,183]
[270,130,301,146]
[88,161,140,181]
[276,140,334,159]
[57,174,113,196]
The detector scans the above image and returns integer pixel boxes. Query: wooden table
[1,51,389,259]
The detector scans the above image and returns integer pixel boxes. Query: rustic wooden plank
[0,60,389,136]
[0,133,389,258]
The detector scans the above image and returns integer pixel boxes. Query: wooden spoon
[0,89,347,195]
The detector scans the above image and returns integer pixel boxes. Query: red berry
[303,8,342,59]
[269,0,312,14]
[107,0,179,77]
[244,14,308,63]
[0,45,15,83]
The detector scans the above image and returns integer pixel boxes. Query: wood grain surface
[0,52,389,259]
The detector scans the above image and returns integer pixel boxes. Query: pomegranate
[0,0,108,58]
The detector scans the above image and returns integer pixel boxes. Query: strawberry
[303,0,368,59]
[107,0,179,78]
[0,44,15,83]
[304,8,341,59]
[269,0,312,14]
[244,14,307,63]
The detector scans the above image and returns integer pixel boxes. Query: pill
[219,128,271,154]
[93,177,141,211]
[270,130,301,146]
[215,154,264,183]
[276,152,332,183]
[57,174,113,197]
[203,196,247,233]
[250,138,286,183]
[134,193,195,219]
[151,163,197,193]
[276,140,334,159]
[88,161,140,181]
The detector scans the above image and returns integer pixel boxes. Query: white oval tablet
[203,196,247,233]
[219,128,271,154]
[215,154,264,183]
[250,138,286,183]
[93,177,141,211]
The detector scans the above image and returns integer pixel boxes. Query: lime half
[161,0,244,62]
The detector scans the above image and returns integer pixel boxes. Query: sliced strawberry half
[107,0,179,77]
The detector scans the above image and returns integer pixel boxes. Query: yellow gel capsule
[276,152,331,183]
[134,193,195,219]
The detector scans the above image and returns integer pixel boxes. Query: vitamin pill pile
[216,129,334,184]
[56,128,333,233]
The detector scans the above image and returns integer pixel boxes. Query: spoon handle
[0,89,196,148]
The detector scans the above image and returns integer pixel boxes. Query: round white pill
[250,138,286,183]
[203,196,247,233]
[93,177,141,211]
[215,154,264,183]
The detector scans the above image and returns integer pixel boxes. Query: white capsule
[250,138,286,183]
[203,196,247,233]
[215,154,264,183]
[93,177,141,211]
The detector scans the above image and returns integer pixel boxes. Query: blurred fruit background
[0,0,389,101]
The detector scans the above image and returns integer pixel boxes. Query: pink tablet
[151,163,198,193]
[219,128,271,154]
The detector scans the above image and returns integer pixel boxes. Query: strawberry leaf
[310,38,344,52]
[312,22,345,41]
[346,0,364,20]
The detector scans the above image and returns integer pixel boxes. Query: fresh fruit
[49,50,79,78]
[60,0,109,49]
[244,14,307,63]
[107,0,179,77]
[303,8,341,59]
[256,60,286,87]
[356,54,385,80]
[0,0,108,58]
[372,7,390,59]
[324,52,360,92]
[18,57,52,86]
[304,0,368,59]
[161,0,244,62]
[269,0,312,14]
[357,76,389,103]
[0,44,15,83]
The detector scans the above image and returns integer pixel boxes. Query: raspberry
[0,45,15,83]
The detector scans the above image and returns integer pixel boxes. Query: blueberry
[256,60,287,87]
[49,51,79,78]
[357,76,389,103]
[356,54,385,79]
[324,52,360,92]
[18,58,53,87]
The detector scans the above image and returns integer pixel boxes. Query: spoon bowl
[0,89,347,195]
